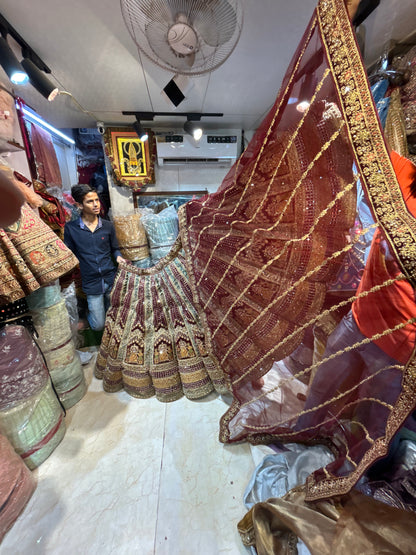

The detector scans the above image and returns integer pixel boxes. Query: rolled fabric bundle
[0,432,36,542]
[113,213,149,261]
[0,379,65,470]
[26,282,62,310]
[0,325,48,408]
[30,298,72,352]
[0,325,65,470]
[49,353,86,409]
[42,336,76,371]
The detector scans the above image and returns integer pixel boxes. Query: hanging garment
[176,0,416,501]
[0,203,78,305]
[95,238,227,401]
[27,123,62,188]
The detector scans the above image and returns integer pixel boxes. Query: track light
[184,118,203,141]
[133,119,148,142]
[0,35,28,84]
[21,57,59,101]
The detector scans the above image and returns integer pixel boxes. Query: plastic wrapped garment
[30,298,85,407]
[61,281,79,337]
[30,299,73,356]
[0,432,36,542]
[177,0,416,501]
[0,325,65,469]
[0,203,78,306]
[95,238,227,401]
[141,205,179,264]
[113,213,150,261]
[26,282,62,310]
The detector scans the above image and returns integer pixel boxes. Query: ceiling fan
[120,0,244,76]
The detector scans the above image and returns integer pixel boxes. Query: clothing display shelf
[0,136,25,153]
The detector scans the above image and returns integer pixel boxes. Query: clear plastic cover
[140,204,179,264]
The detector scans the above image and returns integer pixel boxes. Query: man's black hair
[71,184,95,204]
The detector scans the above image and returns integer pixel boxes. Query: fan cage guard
[121,0,244,76]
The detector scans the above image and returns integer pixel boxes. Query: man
[64,184,124,330]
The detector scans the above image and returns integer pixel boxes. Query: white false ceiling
[0,0,415,132]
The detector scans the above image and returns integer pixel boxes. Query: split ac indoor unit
[156,133,240,167]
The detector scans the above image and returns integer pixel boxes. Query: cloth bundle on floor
[0,325,65,469]
[30,292,86,409]
[0,432,36,542]
[0,203,78,306]
[238,486,416,555]
[31,299,74,367]
[113,213,149,262]
[95,238,227,401]
[49,353,86,410]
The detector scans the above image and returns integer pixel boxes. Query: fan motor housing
[167,22,198,55]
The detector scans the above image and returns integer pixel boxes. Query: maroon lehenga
[177,0,416,501]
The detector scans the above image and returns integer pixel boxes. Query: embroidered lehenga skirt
[0,203,78,305]
[95,238,227,402]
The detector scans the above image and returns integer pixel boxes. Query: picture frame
[104,127,155,191]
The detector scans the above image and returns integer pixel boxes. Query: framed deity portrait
[104,127,155,191]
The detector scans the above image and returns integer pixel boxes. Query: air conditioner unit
[156,133,239,167]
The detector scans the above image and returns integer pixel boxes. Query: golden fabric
[385,88,409,157]
[239,487,416,555]
[113,213,149,261]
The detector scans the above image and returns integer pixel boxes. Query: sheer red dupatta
[179,0,416,501]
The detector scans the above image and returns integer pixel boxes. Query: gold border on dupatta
[304,0,416,501]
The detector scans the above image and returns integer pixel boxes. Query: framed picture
[104,127,155,191]
[133,190,208,211]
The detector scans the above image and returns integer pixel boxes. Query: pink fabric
[0,433,36,542]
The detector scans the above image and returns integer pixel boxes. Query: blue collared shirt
[64,216,122,295]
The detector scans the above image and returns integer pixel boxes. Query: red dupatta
[179,0,416,500]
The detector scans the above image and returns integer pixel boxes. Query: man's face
[80,192,100,216]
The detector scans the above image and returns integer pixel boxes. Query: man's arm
[63,223,77,255]
[108,222,125,264]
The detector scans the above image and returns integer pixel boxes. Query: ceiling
[1,0,416,133]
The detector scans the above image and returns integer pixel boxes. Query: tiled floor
[1,353,257,554]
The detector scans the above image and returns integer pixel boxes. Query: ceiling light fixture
[183,117,203,141]
[0,35,28,85]
[133,118,148,141]
[0,13,56,96]
[21,56,59,101]
[123,111,222,139]
[18,105,75,145]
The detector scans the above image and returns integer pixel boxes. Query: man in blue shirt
[64,184,124,330]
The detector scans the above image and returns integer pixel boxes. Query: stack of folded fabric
[0,325,65,470]
[0,432,36,542]
[28,288,86,409]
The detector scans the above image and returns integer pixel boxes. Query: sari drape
[179,0,416,501]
